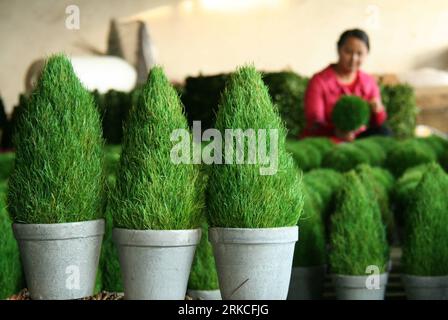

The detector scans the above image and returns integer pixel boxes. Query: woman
[301,29,387,142]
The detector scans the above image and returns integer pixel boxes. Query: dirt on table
[7,289,124,300]
[7,289,195,300]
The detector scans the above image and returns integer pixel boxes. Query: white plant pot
[209,226,298,300]
[113,228,201,300]
[332,273,389,300]
[402,274,448,300]
[13,219,105,300]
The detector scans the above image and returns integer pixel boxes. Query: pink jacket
[301,64,387,143]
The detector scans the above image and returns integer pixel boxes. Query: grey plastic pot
[209,226,298,300]
[13,219,105,300]
[288,265,326,300]
[113,228,201,300]
[332,273,388,300]
[402,275,448,300]
[187,289,222,300]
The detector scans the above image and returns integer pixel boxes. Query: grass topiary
[355,165,395,243]
[381,84,418,139]
[329,171,389,275]
[353,139,387,166]
[303,169,343,214]
[0,182,25,299]
[417,135,448,160]
[322,143,370,172]
[286,139,322,171]
[293,184,326,267]
[363,136,398,154]
[206,65,304,228]
[369,167,395,193]
[8,54,105,224]
[392,164,428,228]
[385,139,437,177]
[111,66,203,230]
[401,163,448,276]
[300,137,334,154]
[286,137,334,171]
[331,95,370,132]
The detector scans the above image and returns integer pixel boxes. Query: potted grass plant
[288,185,326,300]
[7,54,105,300]
[111,66,203,300]
[331,95,370,132]
[401,163,448,300]
[206,65,304,300]
[329,170,389,300]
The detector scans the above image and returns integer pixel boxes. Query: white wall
[1,0,448,113]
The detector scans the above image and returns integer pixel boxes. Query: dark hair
[337,29,370,51]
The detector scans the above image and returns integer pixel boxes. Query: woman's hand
[369,99,385,113]
[335,128,356,142]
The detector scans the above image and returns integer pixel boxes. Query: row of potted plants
[4,159,447,300]
[3,53,447,300]
[6,54,303,300]
[288,162,448,300]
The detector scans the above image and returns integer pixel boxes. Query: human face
[337,37,369,73]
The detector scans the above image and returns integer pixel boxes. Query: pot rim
[208,226,298,244]
[402,274,448,287]
[13,219,105,241]
[112,227,201,247]
[332,273,389,288]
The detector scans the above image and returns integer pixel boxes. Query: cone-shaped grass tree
[206,65,303,300]
[8,54,105,224]
[401,163,448,276]
[110,66,204,300]
[329,171,389,275]
[111,66,203,230]
[206,65,304,228]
